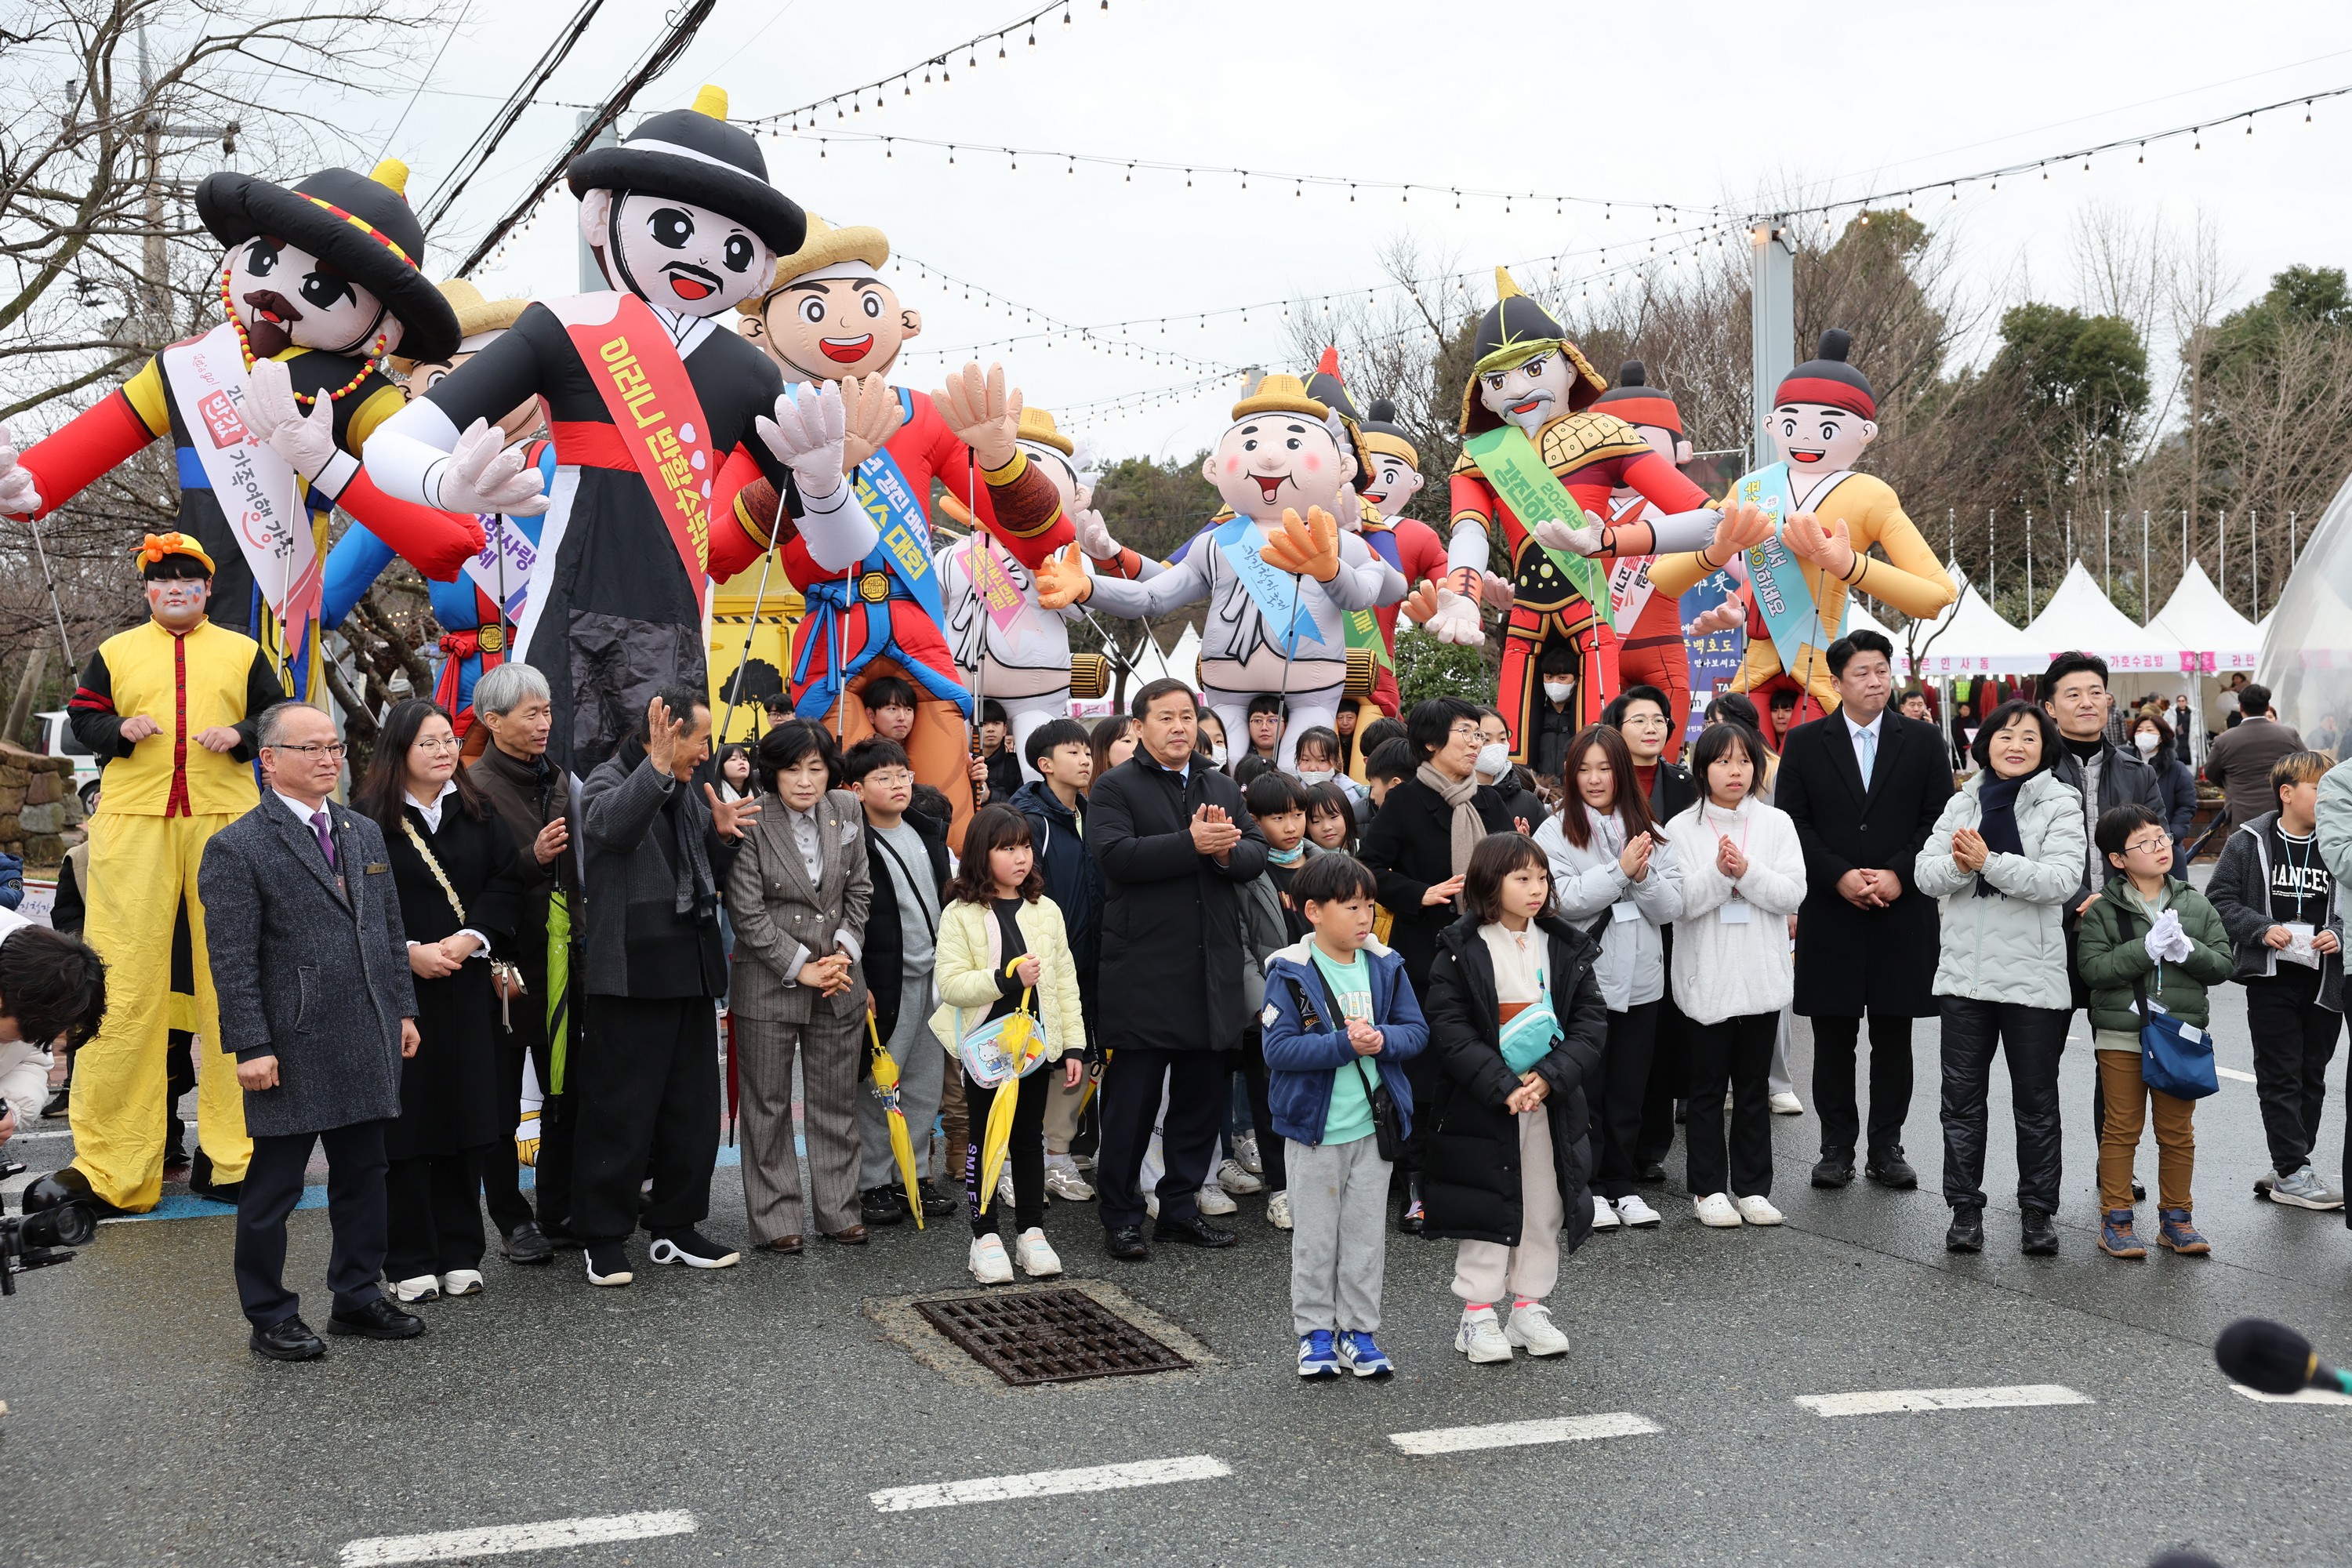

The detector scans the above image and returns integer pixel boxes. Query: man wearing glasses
[25,533,286,1221]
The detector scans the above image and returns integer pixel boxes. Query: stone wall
[0,742,86,868]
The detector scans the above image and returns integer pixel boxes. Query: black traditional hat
[1359,396,1419,468]
[1457,267,1607,434]
[567,85,805,256]
[195,158,459,362]
[1775,329,1877,419]
[1594,360,1683,436]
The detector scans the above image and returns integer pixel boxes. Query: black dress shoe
[328,1298,426,1340]
[1810,1152,1856,1189]
[21,1167,124,1219]
[502,1221,554,1265]
[860,1186,907,1226]
[917,1178,955,1219]
[1103,1225,1149,1261]
[2020,1209,2060,1256]
[1636,1160,1668,1185]
[538,1221,584,1250]
[41,1086,69,1119]
[1865,1150,1919,1190]
[250,1316,326,1361]
[1154,1215,1236,1249]
[187,1149,241,1204]
[1944,1205,1985,1253]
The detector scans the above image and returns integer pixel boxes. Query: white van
[31,711,102,811]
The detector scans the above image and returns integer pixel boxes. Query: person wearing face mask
[1195,709,1229,772]
[2132,713,2196,869]
[1532,645,1582,782]
[1473,706,1548,836]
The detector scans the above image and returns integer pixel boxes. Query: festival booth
[2023,562,2183,681]
[2148,560,2266,750]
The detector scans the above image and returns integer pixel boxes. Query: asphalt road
[5,968,2350,1567]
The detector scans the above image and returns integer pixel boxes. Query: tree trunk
[4,645,49,750]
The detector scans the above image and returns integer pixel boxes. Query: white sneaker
[1504,1300,1570,1358]
[1071,1151,1095,1172]
[1196,1183,1239,1216]
[996,1167,1018,1208]
[1614,1194,1662,1229]
[1454,1305,1513,1364]
[1693,1192,1743,1227]
[1265,1190,1293,1230]
[1588,1196,1621,1229]
[1217,1157,1264,1196]
[1043,1163,1095,1202]
[967,1233,1014,1284]
[1769,1091,1805,1116]
[1013,1228,1062,1278]
[1234,1129,1264,1175]
[1734,1194,1784,1226]
[393,1274,441,1304]
[439,1269,485,1298]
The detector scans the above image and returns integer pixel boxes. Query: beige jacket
[929,895,1084,1065]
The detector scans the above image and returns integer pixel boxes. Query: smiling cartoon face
[1771,400,1878,472]
[1360,452,1424,521]
[224,238,397,361]
[747,273,920,384]
[1203,416,1355,524]
[581,190,773,319]
[1475,349,1577,434]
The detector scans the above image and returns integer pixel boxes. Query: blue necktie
[1857,728,1877,789]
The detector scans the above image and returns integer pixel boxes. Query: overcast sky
[305,0,2352,463]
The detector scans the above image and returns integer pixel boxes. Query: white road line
[339,1510,695,1566]
[1388,1412,1661,1456]
[2230,1383,2352,1406]
[1795,1384,2093,1417]
[870,1455,1230,1513]
[2216,1065,2258,1083]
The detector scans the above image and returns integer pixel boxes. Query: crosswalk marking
[340,1509,695,1566]
[1388,1413,1661,1456]
[1796,1384,2093,1417]
[2230,1383,2352,1406]
[870,1455,1231,1513]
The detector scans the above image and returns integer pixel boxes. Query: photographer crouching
[2,902,111,1325]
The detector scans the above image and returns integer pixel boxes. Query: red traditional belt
[549,419,638,471]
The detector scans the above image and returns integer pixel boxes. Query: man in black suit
[198,702,423,1360]
[1774,630,1955,1190]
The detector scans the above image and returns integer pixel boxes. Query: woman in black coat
[1421,836,1608,1365]
[354,699,524,1303]
[2128,711,2197,865]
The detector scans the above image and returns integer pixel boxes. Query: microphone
[2214,1317,2352,1396]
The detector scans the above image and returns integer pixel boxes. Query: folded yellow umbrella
[866,1010,924,1229]
[976,961,1044,1214]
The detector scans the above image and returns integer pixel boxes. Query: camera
[2,1200,93,1294]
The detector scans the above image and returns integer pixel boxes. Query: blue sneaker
[1336,1330,1394,1380]
[1297,1330,1341,1379]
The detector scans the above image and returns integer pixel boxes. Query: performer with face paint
[1646,332,1956,739]
[1036,376,1407,771]
[0,161,485,702]
[734,215,1076,842]
[324,279,553,736]
[21,535,288,1220]
[362,86,857,774]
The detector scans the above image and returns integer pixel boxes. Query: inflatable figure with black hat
[1647,330,1955,737]
[325,278,554,737]
[363,85,859,774]
[732,213,1078,844]
[1438,268,1727,757]
[0,160,486,703]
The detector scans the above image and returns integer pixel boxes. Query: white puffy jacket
[1912,768,2085,1010]
[1667,796,1808,1025]
[1535,806,1682,1011]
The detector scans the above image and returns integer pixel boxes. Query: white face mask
[1543,680,1575,703]
[2134,730,2161,754]
[1296,768,1334,786]
[1475,741,1512,780]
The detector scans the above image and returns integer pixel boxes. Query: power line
[419,0,607,235]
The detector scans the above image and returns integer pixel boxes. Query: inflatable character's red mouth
[670,276,713,301]
[821,334,875,363]
[1789,448,1825,464]
[1254,475,1287,504]
[1510,399,1543,416]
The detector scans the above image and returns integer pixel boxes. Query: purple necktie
[310,808,337,869]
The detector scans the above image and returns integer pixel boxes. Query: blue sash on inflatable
[1213,514,1324,656]
[1731,461,1844,681]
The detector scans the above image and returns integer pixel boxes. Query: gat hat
[1015,405,1074,456]
[390,278,530,373]
[1359,397,1420,469]
[1305,347,1363,424]
[196,158,460,363]
[1595,360,1683,436]
[741,212,893,313]
[1457,267,1606,434]
[1230,372,1329,423]
[1775,329,1877,419]
[568,85,806,256]
[137,532,215,578]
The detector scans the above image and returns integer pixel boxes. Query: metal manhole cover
[914,1288,1192,1386]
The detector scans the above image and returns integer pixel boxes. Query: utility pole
[1749,221,1795,470]
[136,24,238,341]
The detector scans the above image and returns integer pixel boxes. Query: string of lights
[739,1,1110,129]
[884,250,1240,374]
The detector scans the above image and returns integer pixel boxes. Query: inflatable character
[1036,375,1406,769]
[1647,331,1956,737]
[324,278,552,735]
[732,215,1074,840]
[24,534,286,1218]
[1347,396,1450,721]
[1433,269,1724,757]
[0,161,485,701]
[362,86,855,773]
[1592,361,1704,742]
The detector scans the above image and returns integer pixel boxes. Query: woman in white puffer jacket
[1913,699,2085,1259]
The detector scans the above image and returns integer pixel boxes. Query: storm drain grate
[914,1288,1192,1385]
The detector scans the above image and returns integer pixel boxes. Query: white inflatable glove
[1478,570,1516,611]
[1424,586,1484,645]
[0,423,43,516]
[757,381,848,503]
[1533,517,1608,557]
[1074,506,1122,561]
[441,417,550,517]
[245,358,338,480]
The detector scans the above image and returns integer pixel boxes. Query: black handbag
[1287,968,1403,1163]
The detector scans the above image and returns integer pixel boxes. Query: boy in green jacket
[2077,804,2235,1259]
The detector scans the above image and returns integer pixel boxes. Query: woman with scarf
[1914,699,2085,1258]
[1359,696,1515,1231]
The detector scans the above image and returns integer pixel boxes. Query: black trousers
[1636,961,1690,1168]
[1686,1012,1777,1199]
[164,1028,195,1160]
[1095,1047,1225,1229]
[571,994,720,1246]
[1594,1001,1661,1199]
[2245,968,2342,1174]
[1229,1025,1287,1191]
[234,1120,388,1329]
[964,1069,1048,1239]
[1810,1011,1917,1159]
[1937,997,2066,1214]
[387,1144,490,1279]
[481,953,573,1237]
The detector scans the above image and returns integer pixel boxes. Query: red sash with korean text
[545,292,715,588]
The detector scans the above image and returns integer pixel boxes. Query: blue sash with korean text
[1732,461,1843,681]
[1213,514,1323,656]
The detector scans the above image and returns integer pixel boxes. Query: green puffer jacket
[2075,875,2235,1033]
[1915,768,2085,1009]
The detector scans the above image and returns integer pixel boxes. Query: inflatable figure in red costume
[1591,360,1706,742]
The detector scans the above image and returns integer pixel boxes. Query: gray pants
[1285,1134,1391,1336]
[857,978,943,1192]
[738,1008,864,1242]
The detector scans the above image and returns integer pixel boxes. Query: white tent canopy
[2147,560,2262,673]
[2022,561,2181,675]
[1893,568,2049,676]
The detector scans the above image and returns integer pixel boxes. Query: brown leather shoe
[759,1235,804,1254]
[824,1225,869,1246]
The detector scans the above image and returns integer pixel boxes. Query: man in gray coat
[199,702,422,1361]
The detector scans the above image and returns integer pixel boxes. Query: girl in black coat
[354,699,524,1303]
[1421,833,1607,1367]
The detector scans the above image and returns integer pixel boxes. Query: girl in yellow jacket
[931,804,1087,1283]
